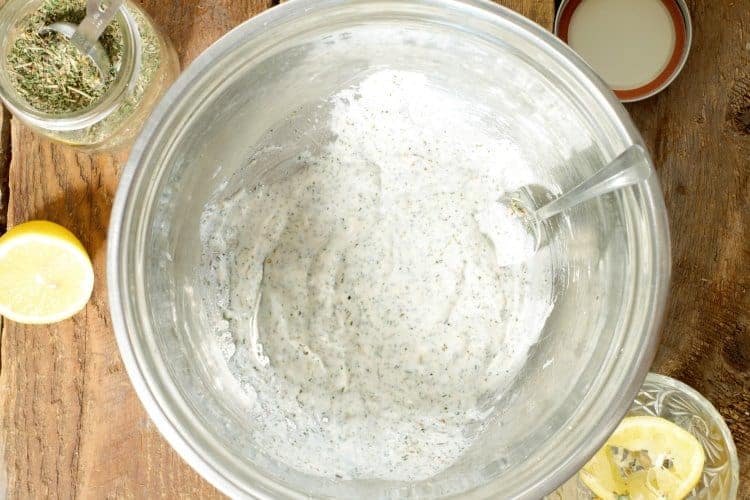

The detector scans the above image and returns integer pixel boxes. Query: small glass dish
[0,0,180,150]
[548,372,740,499]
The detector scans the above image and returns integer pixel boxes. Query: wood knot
[721,322,750,375]
[732,106,750,134]
[728,76,750,134]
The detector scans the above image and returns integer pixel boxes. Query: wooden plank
[0,105,9,232]
[0,1,555,498]
[505,0,555,30]
[626,0,749,495]
[0,1,273,498]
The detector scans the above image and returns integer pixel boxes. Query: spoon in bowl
[479,144,652,267]
[39,0,125,78]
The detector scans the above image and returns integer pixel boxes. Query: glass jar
[548,373,740,499]
[0,0,179,150]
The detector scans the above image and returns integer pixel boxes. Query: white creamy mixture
[568,0,676,90]
[199,70,554,481]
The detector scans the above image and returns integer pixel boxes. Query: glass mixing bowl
[107,0,671,497]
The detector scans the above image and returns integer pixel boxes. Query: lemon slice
[581,416,705,500]
[0,220,94,324]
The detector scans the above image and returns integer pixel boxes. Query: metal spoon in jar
[483,144,652,266]
[39,0,125,78]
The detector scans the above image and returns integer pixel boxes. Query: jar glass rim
[0,0,142,131]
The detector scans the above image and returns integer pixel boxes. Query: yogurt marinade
[198,70,554,481]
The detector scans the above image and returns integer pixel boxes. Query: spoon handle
[534,144,652,221]
[72,0,126,53]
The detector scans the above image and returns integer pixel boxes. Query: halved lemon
[0,220,94,324]
[581,416,705,500]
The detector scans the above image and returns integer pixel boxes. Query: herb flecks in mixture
[6,0,124,114]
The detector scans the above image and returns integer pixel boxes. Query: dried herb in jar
[6,0,125,114]
[81,6,163,145]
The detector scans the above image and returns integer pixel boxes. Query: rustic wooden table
[0,0,746,497]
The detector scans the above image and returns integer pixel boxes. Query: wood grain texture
[509,0,555,30]
[0,1,553,498]
[0,105,9,231]
[626,0,749,495]
[0,1,273,498]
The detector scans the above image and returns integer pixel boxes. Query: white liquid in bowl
[568,0,676,90]
[198,70,555,481]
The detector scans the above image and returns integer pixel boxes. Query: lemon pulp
[0,220,94,324]
[581,416,705,500]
